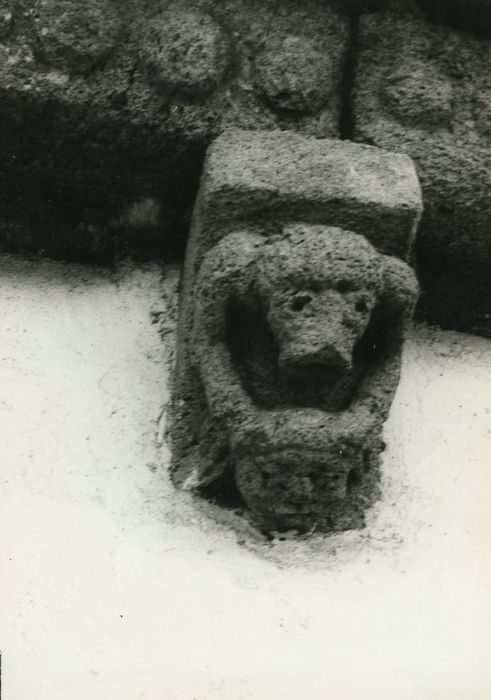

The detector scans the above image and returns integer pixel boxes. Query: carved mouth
[271,504,316,515]
[243,446,333,468]
[235,446,353,508]
[278,344,354,373]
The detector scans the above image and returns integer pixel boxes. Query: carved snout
[278,323,354,372]
[269,289,370,374]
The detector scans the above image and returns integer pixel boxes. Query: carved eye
[355,299,369,313]
[290,293,312,312]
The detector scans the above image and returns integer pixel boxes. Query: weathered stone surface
[0,2,13,39]
[0,0,349,260]
[253,35,341,115]
[170,129,421,534]
[27,0,123,75]
[353,9,491,336]
[195,129,422,259]
[140,10,232,97]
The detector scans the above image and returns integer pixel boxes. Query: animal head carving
[255,224,384,373]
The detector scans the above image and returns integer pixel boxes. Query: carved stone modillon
[170,129,422,533]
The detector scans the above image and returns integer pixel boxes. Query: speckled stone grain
[0,0,349,259]
[353,8,491,336]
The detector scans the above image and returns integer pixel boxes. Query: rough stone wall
[0,0,349,259]
[353,4,491,336]
[0,0,489,333]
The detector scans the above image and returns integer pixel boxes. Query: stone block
[0,0,349,259]
[170,129,421,534]
[353,9,491,336]
[195,129,422,260]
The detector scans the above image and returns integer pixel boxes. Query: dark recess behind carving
[415,0,491,38]
[339,15,359,140]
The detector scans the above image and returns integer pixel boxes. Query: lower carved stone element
[170,129,422,534]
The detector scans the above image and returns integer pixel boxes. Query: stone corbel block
[171,128,422,534]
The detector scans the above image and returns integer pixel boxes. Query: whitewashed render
[0,255,490,700]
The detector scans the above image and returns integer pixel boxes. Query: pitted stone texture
[26,0,123,75]
[218,0,349,135]
[0,2,13,39]
[381,60,454,127]
[354,10,491,336]
[139,10,232,97]
[0,0,349,259]
[253,35,340,114]
[170,129,421,534]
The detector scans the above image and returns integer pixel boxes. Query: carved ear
[194,232,264,333]
[380,254,420,319]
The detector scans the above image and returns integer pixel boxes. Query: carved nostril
[355,299,369,313]
[336,280,352,293]
[290,293,312,312]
